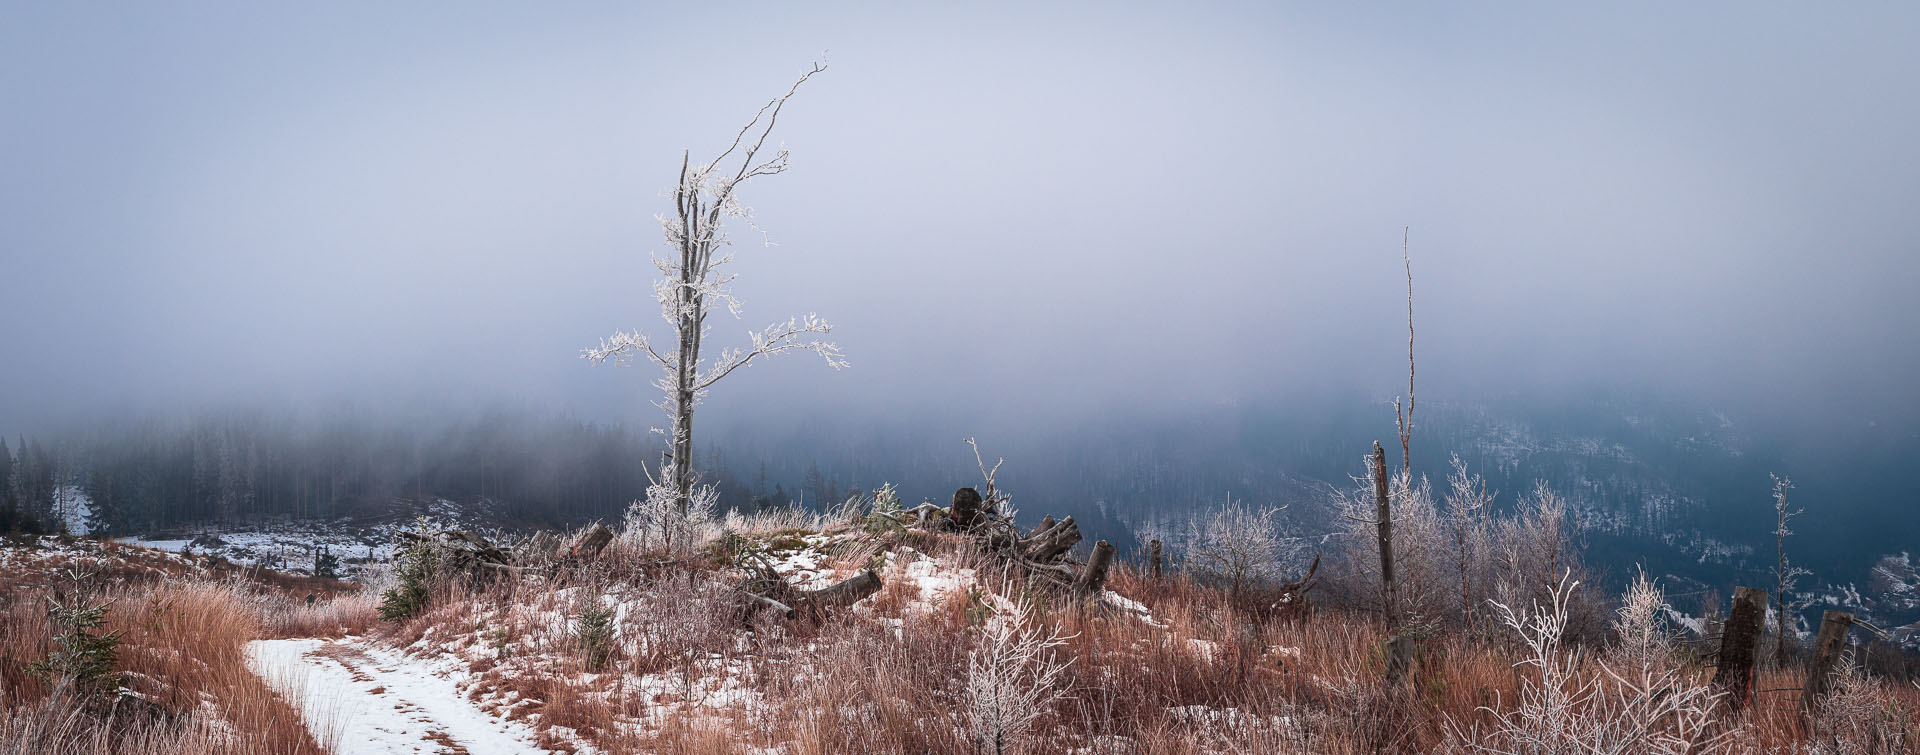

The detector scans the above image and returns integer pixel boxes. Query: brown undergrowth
[0,536,375,755]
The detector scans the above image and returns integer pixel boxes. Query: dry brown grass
[0,539,338,755]
[13,524,1916,755]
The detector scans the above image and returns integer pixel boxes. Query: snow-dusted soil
[123,497,505,579]
[248,637,568,755]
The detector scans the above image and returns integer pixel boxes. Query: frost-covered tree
[1771,474,1812,666]
[585,62,846,542]
[1184,495,1302,599]
[1442,454,1493,630]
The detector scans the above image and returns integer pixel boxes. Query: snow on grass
[891,548,977,612]
[248,636,573,755]
[124,528,391,578]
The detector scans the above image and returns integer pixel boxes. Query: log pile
[396,522,616,579]
[395,528,514,574]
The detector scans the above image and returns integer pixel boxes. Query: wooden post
[1148,539,1163,579]
[1800,610,1855,712]
[1712,586,1768,708]
[1077,540,1115,594]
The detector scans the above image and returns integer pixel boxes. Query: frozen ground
[248,636,572,755]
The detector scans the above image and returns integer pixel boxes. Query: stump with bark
[1712,586,1769,709]
[1801,610,1855,712]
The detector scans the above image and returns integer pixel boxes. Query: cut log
[1021,516,1081,562]
[1801,610,1855,712]
[1029,515,1056,539]
[562,523,614,561]
[1076,540,1115,593]
[740,588,797,620]
[795,570,884,612]
[1712,586,1768,709]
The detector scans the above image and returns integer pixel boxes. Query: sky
[3,2,1917,436]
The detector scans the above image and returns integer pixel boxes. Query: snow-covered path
[248,637,557,755]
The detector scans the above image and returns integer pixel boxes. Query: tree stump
[1801,610,1855,712]
[1148,539,1163,579]
[1712,586,1768,708]
[562,523,614,561]
[1076,540,1115,594]
[949,487,985,528]
[1386,635,1414,684]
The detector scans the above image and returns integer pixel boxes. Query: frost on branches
[965,596,1074,755]
[1445,572,1732,755]
[583,62,845,550]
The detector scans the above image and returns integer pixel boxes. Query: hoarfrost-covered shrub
[965,598,1073,755]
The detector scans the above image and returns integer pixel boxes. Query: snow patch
[248,637,573,754]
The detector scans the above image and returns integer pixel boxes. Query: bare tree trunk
[1372,442,1397,626]
[1713,586,1768,709]
[1397,227,1415,473]
[1776,524,1790,666]
[1373,441,1410,685]
[1801,610,1854,712]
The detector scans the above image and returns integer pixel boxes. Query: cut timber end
[1712,586,1768,709]
[1801,610,1855,712]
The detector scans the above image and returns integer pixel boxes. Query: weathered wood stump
[1148,539,1163,579]
[562,523,614,561]
[1712,586,1768,708]
[949,487,985,528]
[1076,540,1115,594]
[1801,610,1855,712]
[1386,635,1414,684]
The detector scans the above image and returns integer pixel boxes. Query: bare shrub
[1803,650,1918,755]
[1446,571,1733,755]
[1612,567,1675,672]
[1181,495,1304,598]
[965,596,1074,755]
